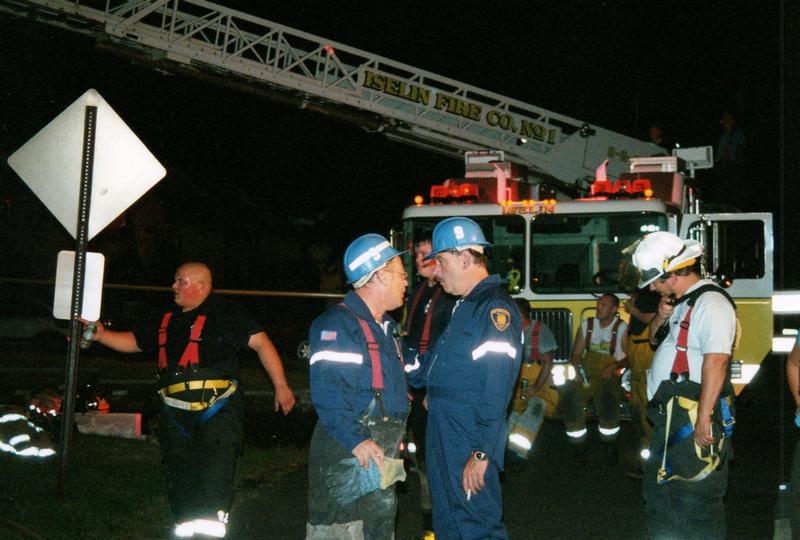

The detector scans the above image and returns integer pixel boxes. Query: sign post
[59,104,97,496]
[7,89,166,497]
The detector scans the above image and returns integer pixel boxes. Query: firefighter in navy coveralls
[630,232,737,540]
[402,235,456,536]
[306,234,410,540]
[90,262,296,538]
[405,217,522,540]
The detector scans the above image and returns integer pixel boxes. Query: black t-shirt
[134,294,262,378]
[404,280,457,350]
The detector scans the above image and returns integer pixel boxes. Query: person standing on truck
[630,231,737,540]
[89,262,296,538]
[507,298,558,460]
[306,234,410,539]
[561,292,628,465]
[402,233,456,536]
[624,289,660,478]
[405,217,522,540]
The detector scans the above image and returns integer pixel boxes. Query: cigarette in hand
[466,489,472,501]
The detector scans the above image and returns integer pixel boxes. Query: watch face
[473,451,487,461]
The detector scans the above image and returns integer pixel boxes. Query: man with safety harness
[90,262,296,538]
[507,298,558,460]
[402,234,456,538]
[561,292,628,465]
[306,233,410,539]
[630,231,737,540]
[405,217,522,540]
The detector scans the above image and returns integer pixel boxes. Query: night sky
[1,1,798,290]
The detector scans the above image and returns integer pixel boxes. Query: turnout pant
[560,352,622,443]
[158,391,244,524]
[642,414,728,539]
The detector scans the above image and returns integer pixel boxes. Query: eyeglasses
[383,270,408,280]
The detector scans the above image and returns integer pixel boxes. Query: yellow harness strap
[159,380,237,411]
[657,394,729,484]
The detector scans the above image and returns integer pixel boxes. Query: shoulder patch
[320,330,337,341]
[490,308,511,331]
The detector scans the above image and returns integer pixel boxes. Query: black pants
[642,408,729,539]
[158,391,244,523]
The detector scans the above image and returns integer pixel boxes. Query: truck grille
[531,308,573,363]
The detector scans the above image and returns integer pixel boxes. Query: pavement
[1,346,796,539]
[235,354,796,539]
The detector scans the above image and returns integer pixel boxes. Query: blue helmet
[343,233,405,286]
[425,217,489,261]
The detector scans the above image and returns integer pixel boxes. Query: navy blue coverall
[307,290,409,538]
[407,275,522,540]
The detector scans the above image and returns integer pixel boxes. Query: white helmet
[631,232,704,287]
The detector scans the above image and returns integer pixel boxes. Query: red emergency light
[430,181,479,203]
[589,178,653,199]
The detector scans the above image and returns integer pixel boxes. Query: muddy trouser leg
[307,422,400,540]
[595,375,621,442]
[630,375,652,453]
[642,415,728,540]
[559,381,588,444]
[307,423,365,539]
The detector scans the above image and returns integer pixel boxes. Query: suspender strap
[418,287,442,354]
[609,318,622,354]
[354,315,384,391]
[671,306,693,375]
[178,315,207,369]
[158,312,173,370]
[530,320,541,362]
[586,317,621,356]
[403,284,427,335]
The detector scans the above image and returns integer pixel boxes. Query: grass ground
[0,434,308,540]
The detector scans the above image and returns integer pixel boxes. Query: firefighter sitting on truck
[561,292,628,464]
[507,298,558,459]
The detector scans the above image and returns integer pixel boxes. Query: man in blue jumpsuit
[307,233,410,539]
[406,217,522,540]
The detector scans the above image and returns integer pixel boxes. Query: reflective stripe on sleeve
[471,341,517,360]
[309,351,363,365]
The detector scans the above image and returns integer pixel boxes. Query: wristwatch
[472,451,488,462]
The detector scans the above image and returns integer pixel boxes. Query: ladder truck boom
[1,0,662,188]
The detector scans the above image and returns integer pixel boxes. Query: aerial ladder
[0,0,662,191]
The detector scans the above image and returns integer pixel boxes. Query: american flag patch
[320,330,337,341]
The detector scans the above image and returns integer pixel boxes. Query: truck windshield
[401,216,526,292]
[530,212,668,294]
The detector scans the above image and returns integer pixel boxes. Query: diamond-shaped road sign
[7,88,166,240]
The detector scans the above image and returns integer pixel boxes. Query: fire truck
[398,149,773,394]
[0,0,777,391]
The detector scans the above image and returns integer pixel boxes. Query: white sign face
[7,88,166,240]
[53,251,105,321]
